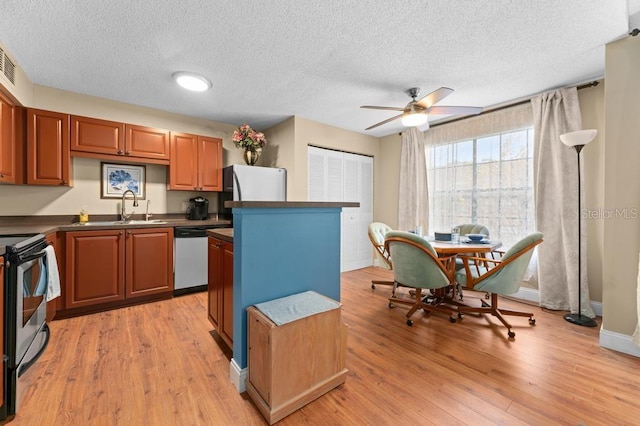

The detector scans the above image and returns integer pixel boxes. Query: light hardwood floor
[10,266,640,425]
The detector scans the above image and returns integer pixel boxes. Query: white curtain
[398,128,429,233]
[531,87,595,317]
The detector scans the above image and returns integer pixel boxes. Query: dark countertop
[0,215,232,254]
[207,228,233,243]
[224,201,360,208]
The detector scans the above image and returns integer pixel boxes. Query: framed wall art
[101,163,146,199]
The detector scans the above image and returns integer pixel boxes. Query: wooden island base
[245,298,348,425]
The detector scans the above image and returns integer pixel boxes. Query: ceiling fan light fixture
[401,111,428,127]
[172,71,211,92]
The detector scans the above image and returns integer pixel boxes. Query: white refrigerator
[223,164,287,201]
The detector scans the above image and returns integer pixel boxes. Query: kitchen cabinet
[65,227,173,310]
[207,235,233,348]
[45,232,65,321]
[0,256,4,405]
[27,109,72,186]
[0,91,24,184]
[70,115,170,165]
[169,132,222,191]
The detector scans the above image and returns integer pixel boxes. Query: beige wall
[264,116,380,201]
[602,35,640,335]
[375,133,401,228]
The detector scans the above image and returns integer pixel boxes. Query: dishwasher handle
[175,227,209,238]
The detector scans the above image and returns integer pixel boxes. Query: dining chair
[454,232,543,339]
[368,222,398,295]
[385,231,457,326]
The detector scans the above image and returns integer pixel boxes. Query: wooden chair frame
[368,226,397,293]
[457,238,542,338]
[385,235,458,325]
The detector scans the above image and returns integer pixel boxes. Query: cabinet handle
[117,150,123,155]
[60,180,68,185]
[125,151,130,156]
[0,173,4,178]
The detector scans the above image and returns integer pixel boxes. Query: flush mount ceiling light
[172,72,211,92]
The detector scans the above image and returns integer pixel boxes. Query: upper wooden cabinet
[169,132,222,191]
[0,92,24,184]
[71,115,170,164]
[27,108,72,186]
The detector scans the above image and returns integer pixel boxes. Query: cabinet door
[0,92,16,183]
[66,230,125,308]
[71,115,125,156]
[125,227,174,298]
[169,132,199,190]
[27,109,71,186]
[220,241,234,347]
[0,257,4,404]
[207,237,222,328]
[45,232,65,321]
[198,136,223,191]
[126,124,170,161]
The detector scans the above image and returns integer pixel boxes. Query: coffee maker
[186,197,209,220]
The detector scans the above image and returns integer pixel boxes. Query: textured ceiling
[0,1,633,137]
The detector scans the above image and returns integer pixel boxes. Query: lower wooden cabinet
[207,236,233,348]
[65,228,174,310]
[0,257,4,405]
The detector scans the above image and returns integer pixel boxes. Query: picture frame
[101,163,146,200]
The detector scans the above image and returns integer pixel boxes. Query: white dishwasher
[174,226,227,295]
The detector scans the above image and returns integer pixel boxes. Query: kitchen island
[215,201,358,393]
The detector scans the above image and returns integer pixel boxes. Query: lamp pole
[563,143,597,327]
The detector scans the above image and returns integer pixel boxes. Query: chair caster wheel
[371,283,376,289]
[388,302,394,308]
[407,319,413,326]
[508,330,515,338]
[457,312,463,319]
[529,318,536,325]
[449,317,456,323]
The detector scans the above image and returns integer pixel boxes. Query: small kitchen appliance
[186,197,209,220]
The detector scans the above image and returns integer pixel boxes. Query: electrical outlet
[181,202,189,212]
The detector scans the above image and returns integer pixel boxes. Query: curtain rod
[399,80,600,134]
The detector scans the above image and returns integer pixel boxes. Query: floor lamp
[560,129,598,327]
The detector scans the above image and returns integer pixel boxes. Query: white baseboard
[230,358,247,393]
[599,328,640,357]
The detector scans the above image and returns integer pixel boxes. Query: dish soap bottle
[79,209,89,223]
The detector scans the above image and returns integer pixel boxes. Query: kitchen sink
[72,220,168,226]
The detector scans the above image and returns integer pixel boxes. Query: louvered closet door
[307,147,373,272]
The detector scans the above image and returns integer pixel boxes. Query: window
[427,128,535,248]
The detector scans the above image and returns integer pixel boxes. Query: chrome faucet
[145,199,152,221]
[121,189,139,222]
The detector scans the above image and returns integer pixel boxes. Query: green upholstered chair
[455,232,543,339]
[455,223,490,237]
[368,222,396,295]
[384,231,457,326]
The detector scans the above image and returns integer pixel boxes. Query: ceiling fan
[361,87,482,131]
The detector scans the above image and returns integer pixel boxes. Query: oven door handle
[19,249,47,264]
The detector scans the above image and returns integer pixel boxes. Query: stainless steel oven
[1,233,51,421]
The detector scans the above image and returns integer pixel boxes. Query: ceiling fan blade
[365,114,403,130]
[415,87,454,108]
[427,105,483,115]
[360,105,405,111]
